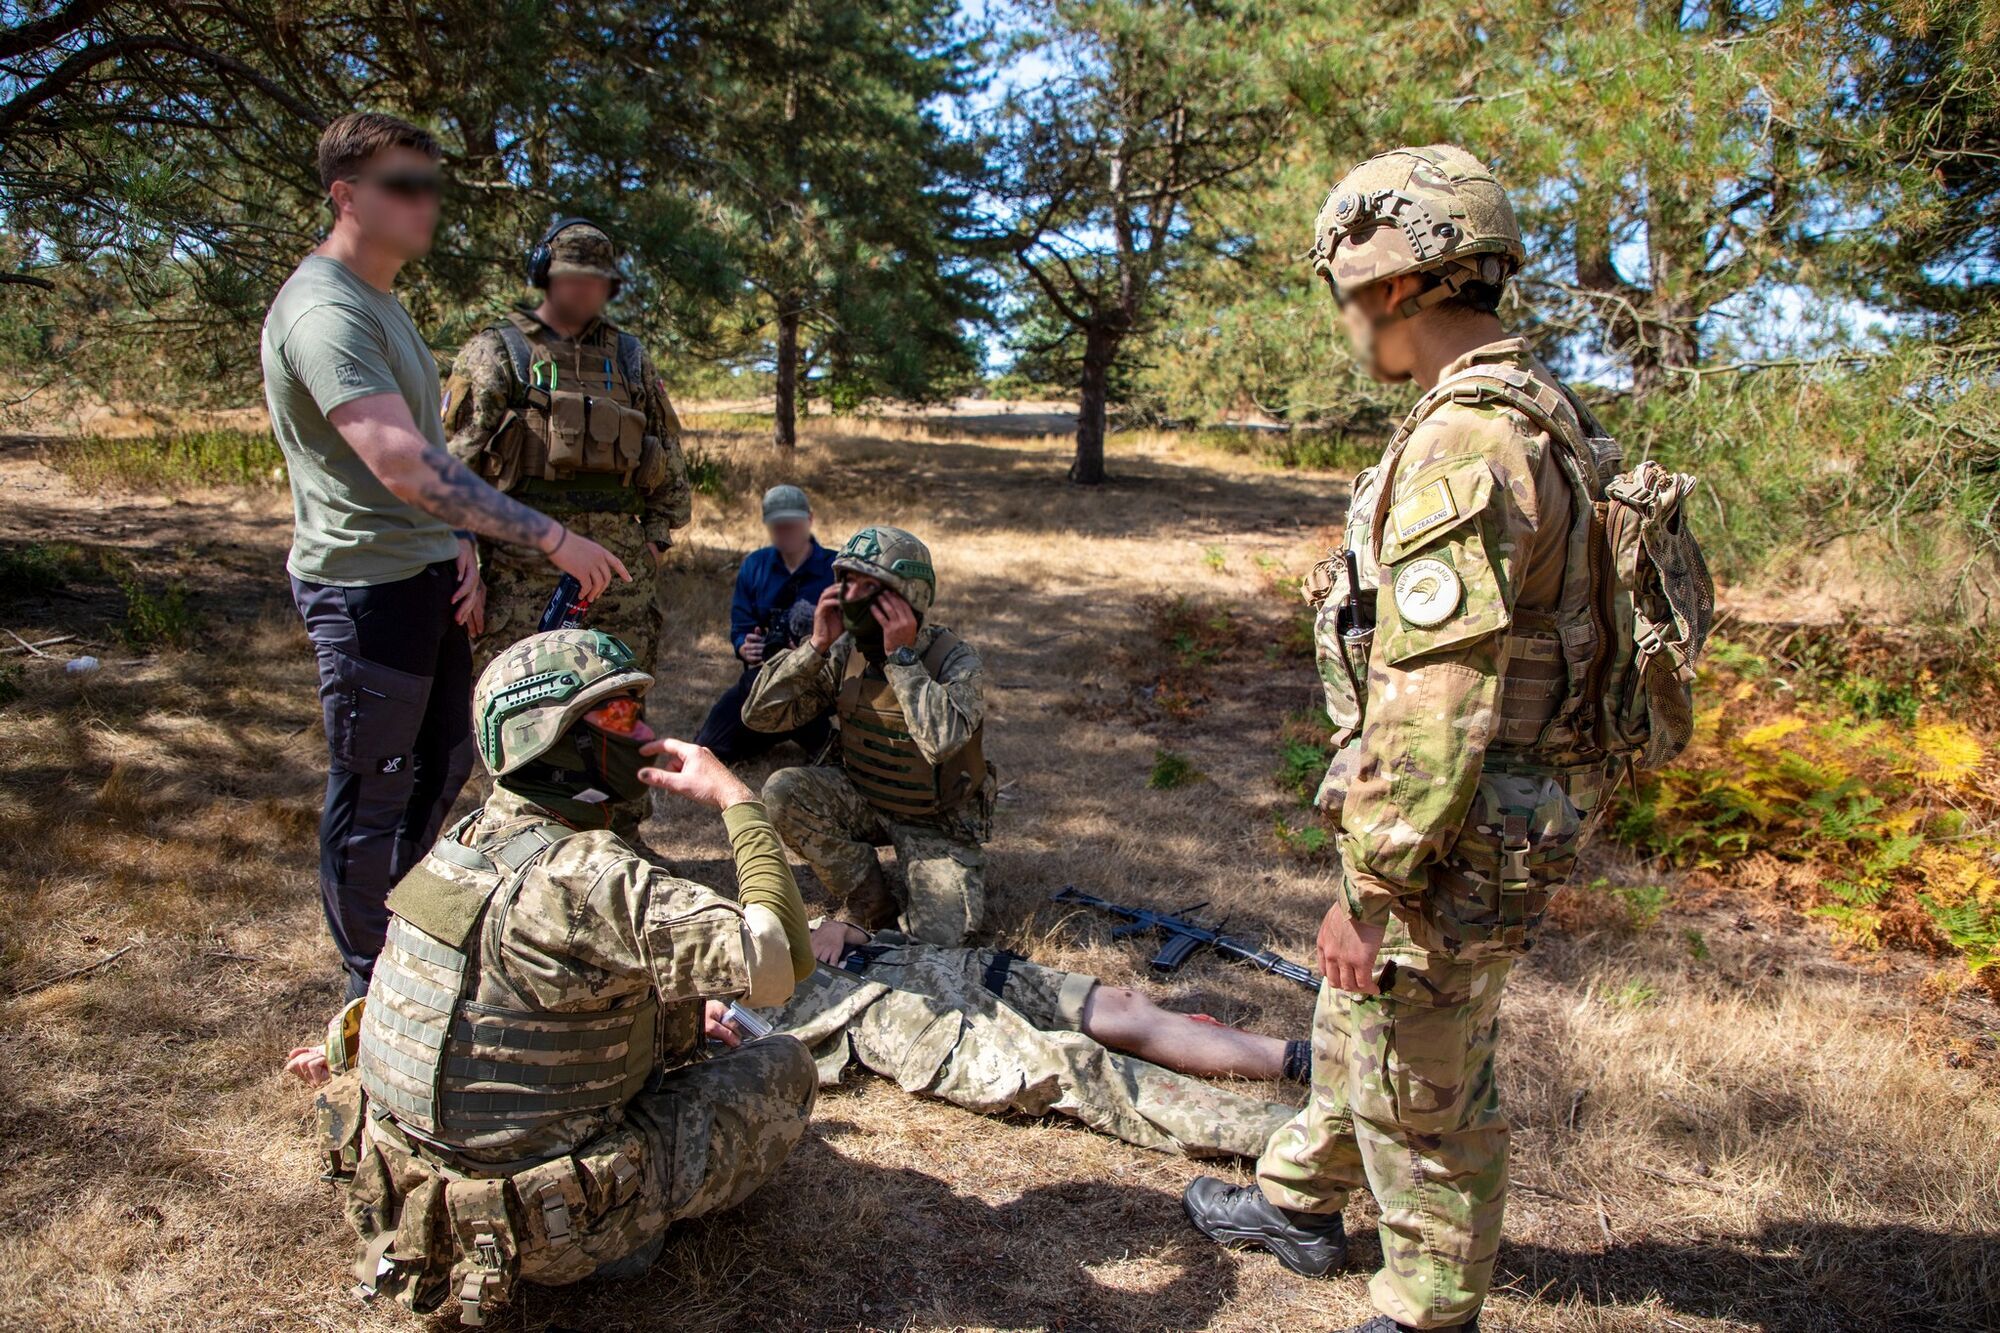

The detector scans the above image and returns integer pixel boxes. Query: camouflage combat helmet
[474,629,653,775]
[1310,145,1524,315]
[543,222,621,283]
[833,525,936,616]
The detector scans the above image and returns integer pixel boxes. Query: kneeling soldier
[742,526,995,945]
[307,629,816,1325]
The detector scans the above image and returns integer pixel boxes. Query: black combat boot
[1182,1177,1348,1277]
[1337,1316,1480,1333]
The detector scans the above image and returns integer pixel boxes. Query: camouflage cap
[474,629,653,775]
[1311,145,1524,305]
[545,222,621,283]
[833,525,935,616]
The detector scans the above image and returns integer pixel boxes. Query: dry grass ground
[1,421,1995,1332]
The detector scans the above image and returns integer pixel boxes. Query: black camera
[755,597,817,655]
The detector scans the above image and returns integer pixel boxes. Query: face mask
[841,587,886,656]
[574,724,651,803]
[497,716,650,829]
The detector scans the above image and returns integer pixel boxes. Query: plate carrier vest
[480,312,651,491]
[836,630,986,820]
[358,814,660,1158]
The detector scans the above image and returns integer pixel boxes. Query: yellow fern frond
[1909,721,1985,786]
[1740,717,1807,749]
[1913,844,2000,909]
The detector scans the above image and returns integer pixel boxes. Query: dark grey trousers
[291,560,476,997]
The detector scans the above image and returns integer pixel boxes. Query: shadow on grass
[1498,1221,2000,1331]
[540,1125,1241,1332]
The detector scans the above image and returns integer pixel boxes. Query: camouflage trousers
[342,1035,815,1317]
[1257,930,1512,1329]
[761,932,1295,1158]
[474,509,662,837]
[761,764,986,945]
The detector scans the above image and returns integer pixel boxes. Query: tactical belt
[513,473,644,515]
[839,943,894,975]
[1482,752,1614,812]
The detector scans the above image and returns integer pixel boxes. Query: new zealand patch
[1393,556,1462,628]
[1391,478,1459,545]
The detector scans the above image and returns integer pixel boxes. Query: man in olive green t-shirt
[263,111,635,999]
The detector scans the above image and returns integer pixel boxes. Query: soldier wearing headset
[441,216,693,842]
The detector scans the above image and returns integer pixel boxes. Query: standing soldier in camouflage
[294,629,817,1326]
[1182,145,1712,1333]
[443,217,691,837]
[742,526,995,945]
[742,919,1311,1158]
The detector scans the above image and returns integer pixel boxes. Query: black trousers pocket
[320,649,433,775]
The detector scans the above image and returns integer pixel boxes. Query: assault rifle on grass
[1053,887,1319,993]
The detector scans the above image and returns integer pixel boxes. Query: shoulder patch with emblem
[1391,477,1458,544]
[1393,556,1462,627]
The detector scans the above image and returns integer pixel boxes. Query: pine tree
[992,0,1288,483]
[691,0,986,448]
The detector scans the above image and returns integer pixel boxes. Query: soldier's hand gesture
[545,525,630,601]
[809,582,845,654]
[637,737,755,810]
[873,591,919,654]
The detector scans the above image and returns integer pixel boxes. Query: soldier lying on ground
[290,629,819,1326]
[726,919,1310,1158]
[295,913,1312,1167]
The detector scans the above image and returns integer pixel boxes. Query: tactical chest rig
[836,630,985,820]
[481,312,650,498]
[358,814,660,1159]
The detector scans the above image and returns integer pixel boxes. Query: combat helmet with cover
[833,525,936,616]
[475,628,653,775]
[1310,144,1525,319]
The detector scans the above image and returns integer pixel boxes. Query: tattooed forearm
[405,445,558,550]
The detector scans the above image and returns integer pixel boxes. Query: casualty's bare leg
[1081,984,1287,1081]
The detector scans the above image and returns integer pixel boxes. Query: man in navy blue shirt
[695,484,838,761]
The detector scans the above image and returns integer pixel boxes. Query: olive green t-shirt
[261,254,458,586]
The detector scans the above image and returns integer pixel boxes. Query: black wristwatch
[887,645,920,668]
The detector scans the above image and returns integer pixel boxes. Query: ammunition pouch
[1403,767,1584,961]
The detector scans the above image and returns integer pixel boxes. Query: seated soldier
[693,484,838,762]
[293,628,818,1327]
[733,920,1312,1159]
[742,525,994,946]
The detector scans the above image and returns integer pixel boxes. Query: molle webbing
[495,312,647,484]
[836,631,985,819]
[359,818,659,1149]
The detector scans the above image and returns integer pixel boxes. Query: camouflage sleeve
[497,832,752,1003]
[740,637,844,733]
[441,329,516,468]
[1337,409,1541,926]
[636,348,692,546]
[887,633,985,764]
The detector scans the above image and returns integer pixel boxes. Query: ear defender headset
[527,215,619,292]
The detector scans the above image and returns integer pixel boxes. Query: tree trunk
[773,306,800,449]
[1071,325,1117,485]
